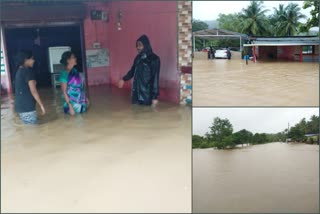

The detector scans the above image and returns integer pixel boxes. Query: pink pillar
[253,46,257,63]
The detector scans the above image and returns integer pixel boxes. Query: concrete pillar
[239,36,242,59]
[193,34,195,53]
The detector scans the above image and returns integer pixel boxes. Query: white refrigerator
[48,46,71,87]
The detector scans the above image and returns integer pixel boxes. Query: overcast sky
[193,1,312,23]
[193,108,319,136]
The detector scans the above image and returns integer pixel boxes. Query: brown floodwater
[193,52,319,106]
[1,85,191,213]
[193,142,319,213]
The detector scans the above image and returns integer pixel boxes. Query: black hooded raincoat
[122,35,160,105]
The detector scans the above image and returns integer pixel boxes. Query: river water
[193,142,319,213]
[1,85,191,213]
[193,52,319,106]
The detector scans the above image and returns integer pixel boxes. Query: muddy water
[1,86,191,213]
[193,52,319,106]
[193,142,319,213]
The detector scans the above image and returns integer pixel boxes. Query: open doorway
[4,25,84,92]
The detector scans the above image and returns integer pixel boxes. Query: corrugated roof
[244,37,319,46]
[305,134,319,137]
[193,28,247,39]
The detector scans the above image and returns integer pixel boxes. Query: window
[302,45,314,54]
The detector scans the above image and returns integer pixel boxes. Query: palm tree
[270,4,287,36]
[239,1,270,36]
[273,4,286,18]
[273,3,306,36]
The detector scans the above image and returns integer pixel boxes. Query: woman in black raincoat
[118,35,160,106]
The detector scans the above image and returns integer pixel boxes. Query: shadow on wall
[1,84,7,95]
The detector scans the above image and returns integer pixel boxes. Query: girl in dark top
[14,50,45,124]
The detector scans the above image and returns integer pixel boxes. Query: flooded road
[193,142,319,213]
[193,52,319,106]
[1,86,191,213]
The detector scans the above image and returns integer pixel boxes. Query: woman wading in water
[59,51,89,115]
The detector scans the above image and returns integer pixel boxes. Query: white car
[214,49,228,59]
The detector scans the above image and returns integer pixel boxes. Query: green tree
[217,13,242,33]
[222,135,236,149]
[299,0,319,32]
[192,19,209,51]
[233,129,253,146]
[192,19,209,32]
[287,116,319,142]
[199,141,213,149]
[192,135,204,148]
[208,117,233,143]
[306,115,319,134]
[288,126,305,141]
[270,4,287,35]
[272,3,306,36]
[239,1,270,36]
[269,132,287,142]
[252,133,268,144]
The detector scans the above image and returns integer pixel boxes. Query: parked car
[214,49,228,59]
[214,48,232,59]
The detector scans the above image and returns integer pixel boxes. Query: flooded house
[305,134,319,144]
[244,36,320,62]
[0,0,192,105]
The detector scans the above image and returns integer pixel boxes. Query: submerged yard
[193,52,319,106]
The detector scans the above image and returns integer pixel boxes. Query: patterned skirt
[63,102,87,114]
[18,111,38,124]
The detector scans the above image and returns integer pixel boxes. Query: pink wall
[83,1,110,86]
[83,1,179,103]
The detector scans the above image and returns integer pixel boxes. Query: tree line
[193,115,319,149]
[287,115,319,142]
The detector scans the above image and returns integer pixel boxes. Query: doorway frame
[1,20,88,93]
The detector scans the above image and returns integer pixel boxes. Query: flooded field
[193,142,319,213]
[1,86,191,213]
[193,52,319,106]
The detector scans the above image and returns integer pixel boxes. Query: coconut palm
[270,4,287,36]
[239,1,270,36]
[273,3,306,36]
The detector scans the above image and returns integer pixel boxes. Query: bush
[222,135,236,149]
[192,141,202,149]
[214,141,225,149]
[199,142,211,148]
